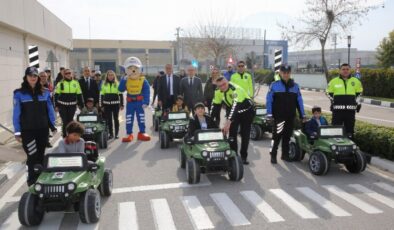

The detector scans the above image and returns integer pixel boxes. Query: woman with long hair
[100,70,124,139]
[13,67,57,185]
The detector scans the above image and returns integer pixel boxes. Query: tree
[376,30,394,68]
[279,0,377,82]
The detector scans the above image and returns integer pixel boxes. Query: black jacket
[188,114,218,137]
[78,77,100,104]
[157,74,181,102]
[204,77,217,102]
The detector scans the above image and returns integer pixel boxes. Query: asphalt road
[0,107,394,230]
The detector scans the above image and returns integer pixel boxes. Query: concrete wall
[0,0,72,134]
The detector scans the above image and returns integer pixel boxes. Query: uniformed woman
[13,67,57,185]
[100,70,124,139]
[54,68,84,137]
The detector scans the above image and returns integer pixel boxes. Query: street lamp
[347,35,351,65]
[145,50,149,76]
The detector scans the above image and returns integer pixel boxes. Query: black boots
[270,152,277,164]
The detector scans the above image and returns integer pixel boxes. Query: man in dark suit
[157,64,180,111]
[78,66,99,106]
[180,65,203,113]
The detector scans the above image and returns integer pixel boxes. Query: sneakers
[115,135,119,139]
[242,158,250,165]
[122,134,134,142]
[46,142,53,148]
[108,135,114,140]
[137,132,151,141]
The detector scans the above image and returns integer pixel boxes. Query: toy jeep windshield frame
[77,114,99,123]
[167,112,188,120]
[194,129,225,143]
[43,153,88,172]
[318,126,345,138]
[255,108,267,116]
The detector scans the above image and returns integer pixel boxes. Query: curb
[370,157,394,174]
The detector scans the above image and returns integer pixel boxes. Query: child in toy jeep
[289,122,366,176]
[250,104,272,140]
[159,110,190,149]
[180,128,244,184]
[18,150,113,226]
[77,113,108,149]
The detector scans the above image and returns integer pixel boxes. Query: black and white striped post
[274,49,282,71]
[28,45,39,69]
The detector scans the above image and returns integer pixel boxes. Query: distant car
[77,114,108,149]
[250,106,272,140]
[179,129,243,184]
[18,144,112,226]
[159,111,189,149]
[290,125,366,176]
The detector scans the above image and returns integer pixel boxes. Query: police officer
[327,63,363,139]
[230,61,254,98]
[211,77,254,165]
[266,65,306,164]
[100,70,124,139]
[54,68,84,137]
[13,67,57,185]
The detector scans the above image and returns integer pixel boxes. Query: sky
[37,0,393,51]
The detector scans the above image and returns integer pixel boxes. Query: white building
[0,0,72,136]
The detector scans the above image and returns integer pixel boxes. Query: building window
[122,48,146,54]
[149,49,170,54]
[72,48,88,53]
[92,48,117,54]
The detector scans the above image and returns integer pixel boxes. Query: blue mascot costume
[118,57,151,142]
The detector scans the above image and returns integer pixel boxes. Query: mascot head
[123,56,143,79]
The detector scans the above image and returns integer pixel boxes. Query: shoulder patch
[351,81,355,86]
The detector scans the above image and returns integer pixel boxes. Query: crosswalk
[1,182,394,230]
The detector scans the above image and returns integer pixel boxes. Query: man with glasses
[230,61,254,98]
[327,63,363,139]
[223,64,235,81]
[54,69,84,137]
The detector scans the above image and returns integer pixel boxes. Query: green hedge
[328,68,394,98]
[295,111,394,160]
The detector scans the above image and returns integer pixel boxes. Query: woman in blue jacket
[13,67,57,185]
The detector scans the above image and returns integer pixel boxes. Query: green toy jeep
[77,114,108,149]
[179,129,243,184]
[250,106,272,140]
[18,143,113,226]
[152,107,162,132]
[289,125,366,176]
[159,112,189,149]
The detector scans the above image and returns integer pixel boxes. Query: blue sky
[37,0,393,51]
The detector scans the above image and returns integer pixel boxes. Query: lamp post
[145,50,149,76]
[347,35,351,65]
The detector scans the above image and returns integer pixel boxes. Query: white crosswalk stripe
[180,196,214,230]
[77,221,99,230]
[118,202,139,230]
[38,212,64,230]
[240,190,285,222]
[322,185,383,214]
[0,212,20,230]
[210,193,251,226]
[349,184,394,209]
[270,189,319,219]
[150,198,177,230]
[296,187,351,217]
[374,182,394,194]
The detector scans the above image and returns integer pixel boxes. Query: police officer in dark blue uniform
[266,65,306,164]
[13,67,57,185]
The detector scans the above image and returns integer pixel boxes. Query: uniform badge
[232,93,238,99]
[351,82,355,86]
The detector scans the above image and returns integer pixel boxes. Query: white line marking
[349,184,394,209]
[296,187,351,217]
[0,175,26,210]
[38,212,64,230]
[374,182,394,194]
[240,190,285,222]
[0,162,24,180]
[150,199,176,230]
[270,189,318,219]
[118,202,139,230]
[77,221,99,230]
[322,185,383,214]
[181,196,214,230]
[210,193,251,226]
[0,212,20,229]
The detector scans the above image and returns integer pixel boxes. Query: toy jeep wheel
[309,151,330,175]
[99,169,113,196]
[289,142,301,161]
[250,124,262,140]
[179,147,186,169]
[154,117,159,132]
[186,158,200,184]
[98,131,108,149]
[160,131,169,149]
[18,192,44,226]
[228,155,244,181]
[345,151,366,173]
[79,189,101,224]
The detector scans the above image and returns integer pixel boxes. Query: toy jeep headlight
[331,145,337,151]
[201,151,208,157]
[67,183,76,191]
[352,145,357,150]
[225,150,231,156]
[186,124,189,128]
[93,127,97,131]
[34,184,42,192]
[170,125,174,130]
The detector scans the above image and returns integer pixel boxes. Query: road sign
[355,58,361,79]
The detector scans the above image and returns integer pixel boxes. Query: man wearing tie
[180,65,203,113]
[78,66,99,107]
[157,64,180,111]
